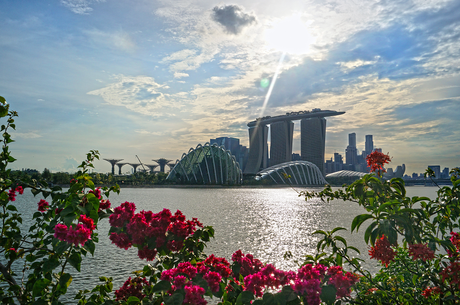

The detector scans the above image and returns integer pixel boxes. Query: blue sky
[1,0,459,175]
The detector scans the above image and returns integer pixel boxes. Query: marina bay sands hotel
[245,109,345,175]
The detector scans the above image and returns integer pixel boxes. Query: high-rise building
[349,133,356,148]
[301,117,326,174]
[365,135,373,157]
[210,137,248,171]
[442,167,450,179]
[345,133,357,169]
[269,120,294,166]
[334,152,343,172]
[428,165,441,179]
[245,124,269,174]
[245,109,345,174]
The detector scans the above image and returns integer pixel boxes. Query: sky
[1,0,459,176]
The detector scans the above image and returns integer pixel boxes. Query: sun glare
[264,15,315,55]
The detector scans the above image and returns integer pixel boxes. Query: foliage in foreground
[1,96,460,305]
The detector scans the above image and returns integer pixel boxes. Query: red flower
[366,151,391,175]
[422,286,442,298]
[99,199,111,211]
[37,199,49,212]
[408,243,435,261]
[115,277,149,301]
[15,186,23,195]
[368,235,396,267]
[79,214,96,230]
[8,189,16,201]
[89,187,101,199]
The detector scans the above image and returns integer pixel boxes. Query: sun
[264,14,315,55]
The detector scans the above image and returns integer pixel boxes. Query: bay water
[8,185,438,302]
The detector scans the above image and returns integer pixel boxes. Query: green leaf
[330,227,346,234]
[236,291,254,305]
[262,293,276,305]
[165,290,185,305]
[333,236,347,247]
[152,280,172,293]
[335,253,343,266]
[57,273,73,294]
[364,221,378,244]
[68,252,82,272]
[85,239,96,256]
[319,285,337,305]
[351,214,374,232]
[6,205,18,212]
[312,230,327,236]
[43,257,60,273]
[32,278,51,297]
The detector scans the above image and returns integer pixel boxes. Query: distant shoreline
[54,184,321,189]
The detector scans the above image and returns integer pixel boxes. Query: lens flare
[260,78,270,88]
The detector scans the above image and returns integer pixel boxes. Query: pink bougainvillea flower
[37,199,49,212]
[15,186,23,195]
[79,214,96,231]
[114,277,149,301]
[8,188,16,201]
[99,199,111,210]
[89,187,101,199]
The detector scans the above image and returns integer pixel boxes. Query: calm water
[8,186,438,302]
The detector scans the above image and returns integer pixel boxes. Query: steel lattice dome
[167,143,242,185]
[256,161,327,185]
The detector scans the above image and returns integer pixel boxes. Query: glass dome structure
[256,161,327,185]
[167,143,242,185]
[325,170,368,185]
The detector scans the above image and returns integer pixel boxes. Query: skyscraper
[301,117,326,174]
[345,133,357,169]
[245,124,269,174]
[245,109,345,174]
[210,137,248,170]
[365,135,373,157]
[269,120,294,166]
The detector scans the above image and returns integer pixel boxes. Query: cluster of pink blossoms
[7,186,23,202]
[158,250,359,305]
[440,232,460,289]
[54,215,95,246]
[115,276,150,301]
[231,249,264,276]
[89,187,101,199]
[37,199,49,212]
[109,204,203,261]
[244,264,296,298]
[160,258,232,305]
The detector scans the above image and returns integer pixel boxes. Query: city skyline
[1,1,459,175]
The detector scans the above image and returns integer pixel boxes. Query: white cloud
[135,130,165,136]
[85,29,136,52]
[61,0,105,15]
[87,74,187,117]
[13,131,42,139]
[338,59,378,70]
[174,72,189,79]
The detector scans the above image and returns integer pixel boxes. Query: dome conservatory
[325,170,368,185]
[256,161,327,185]
[167,143,242,185]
